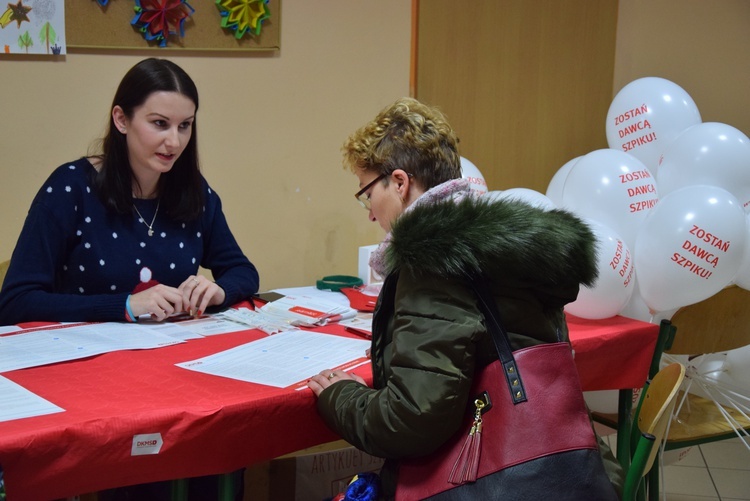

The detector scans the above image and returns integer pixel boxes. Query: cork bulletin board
[66,0,280,51]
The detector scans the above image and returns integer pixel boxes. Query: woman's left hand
[308,370,367,397]
[179,275,225,317]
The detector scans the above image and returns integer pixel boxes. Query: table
[0,312,658,500]
[564,313,659,391]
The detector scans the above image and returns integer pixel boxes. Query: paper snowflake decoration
[216,0,270,39]
[131,0,195,47]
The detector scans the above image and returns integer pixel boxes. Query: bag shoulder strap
[470,276,527,404]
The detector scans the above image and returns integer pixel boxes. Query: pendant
[148,229,154,237]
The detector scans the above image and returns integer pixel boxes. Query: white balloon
[561,149,659,249]
[565,219,635,319]
[657,122,750,211]
[622,279,679,324]
[483,190,503,202]
[692,352,728,376]
[583,390,619,414]
[460,157,488,196]
[618,279,653,323]
[724,344,750,389]
[489,188,556,210]
[685,353,744,408]
[606,77,701,173]
[635,185,747,312]
[652,308,678,325]
[584,386,642,414]
[546,156,580,208]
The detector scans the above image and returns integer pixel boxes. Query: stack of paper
[220,295,357,335]
[261,295,356,326]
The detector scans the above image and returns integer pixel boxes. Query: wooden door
[415,0,619,193]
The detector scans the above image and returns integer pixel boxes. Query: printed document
[272,286,352,309]
[0,323,183,373]
[220,294,357,335]
[0,375,64,422]
[137,313,253,338]
[176,329,370,387]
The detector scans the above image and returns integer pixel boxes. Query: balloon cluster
[463,77,750,322]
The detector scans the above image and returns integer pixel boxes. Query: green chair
[646,285,750,499]
[592,317,678,468]
[662,285,750,449]
[170,471,242,501]
[622,362,686,501]
[622,285,750,499]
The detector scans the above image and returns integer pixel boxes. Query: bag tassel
[448,398,485,485]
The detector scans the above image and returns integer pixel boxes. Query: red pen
[345,326,372,340]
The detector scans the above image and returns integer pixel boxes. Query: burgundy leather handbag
[395,279,618,500]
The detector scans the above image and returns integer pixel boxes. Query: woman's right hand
[129,285,185,321]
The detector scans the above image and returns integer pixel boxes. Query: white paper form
[176,312,256,336]
[132,309,265,339]
[0,375,64,423]
[0,323,183,373]
[176,329,370,388]
[133,320,205,341]
[272,286,352,309]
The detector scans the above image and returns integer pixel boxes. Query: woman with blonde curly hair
[309,97,622,499]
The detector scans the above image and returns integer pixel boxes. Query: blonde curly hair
[342,97,461,190]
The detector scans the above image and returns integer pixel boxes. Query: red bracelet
[124,308,136,323]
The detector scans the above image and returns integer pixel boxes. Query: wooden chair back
[665,286,750,355]
[623,363,686,501]
[635,363,686,474]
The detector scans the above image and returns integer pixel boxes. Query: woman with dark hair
[0,58,259,326]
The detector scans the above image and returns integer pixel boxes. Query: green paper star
[216,0,270,39]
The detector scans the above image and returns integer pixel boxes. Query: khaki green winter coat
[317,197,623,498]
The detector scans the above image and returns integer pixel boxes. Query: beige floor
[599,427,750,500]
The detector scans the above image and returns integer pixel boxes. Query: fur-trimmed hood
[386,197,598,292]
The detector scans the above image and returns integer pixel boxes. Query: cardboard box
[244,440,385,501]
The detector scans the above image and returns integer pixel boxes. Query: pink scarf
[369,178,474,277]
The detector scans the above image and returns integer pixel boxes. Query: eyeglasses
[354,173,387,210]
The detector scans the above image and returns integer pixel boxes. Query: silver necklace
[133,200,160,237]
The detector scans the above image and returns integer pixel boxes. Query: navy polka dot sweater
[0,158,259,325]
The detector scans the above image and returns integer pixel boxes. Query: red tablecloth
[565,313,658,391]
[0,314,657,500]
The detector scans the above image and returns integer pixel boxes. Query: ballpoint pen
[345,326,372,340]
